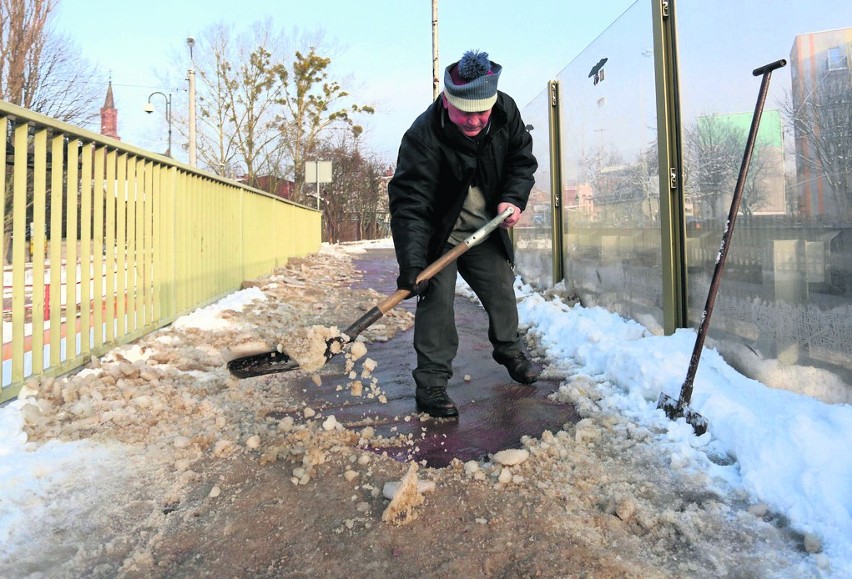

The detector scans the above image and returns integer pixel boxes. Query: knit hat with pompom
[443,50,502,112]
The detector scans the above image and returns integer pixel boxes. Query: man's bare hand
[497,202,522,228]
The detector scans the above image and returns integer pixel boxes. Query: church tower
[100,81,120,140]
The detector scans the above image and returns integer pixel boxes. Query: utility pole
[432,0,439,100]
[187,37,198,167]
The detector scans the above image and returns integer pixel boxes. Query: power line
[112,82,183,92]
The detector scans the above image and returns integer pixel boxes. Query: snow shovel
[657,58,787,436]
[227,206,516,378]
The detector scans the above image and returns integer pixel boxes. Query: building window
[826,46,848,71]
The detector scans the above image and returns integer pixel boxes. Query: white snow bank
[172,287,266,331]
[515,281,851,575]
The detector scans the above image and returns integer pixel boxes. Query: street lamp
[144,91,172,157]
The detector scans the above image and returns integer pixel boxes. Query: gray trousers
[412,235,522,389]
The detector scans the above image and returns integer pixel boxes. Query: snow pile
[173,286,266,331]
[381,462,425,525]
[513,279,852,575]
[0,408,134,553]
[0,249,413,572]
[276,324,343,371]
[320,239,395,256]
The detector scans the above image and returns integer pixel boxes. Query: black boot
[494,352,542,385]
[415,386,459,418]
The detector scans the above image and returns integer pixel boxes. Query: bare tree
[1,0,104,265]
[193,22,241,177]
[628,142,659,225]
[0,0,102,125]
[273,47,374,205]
[227,44,285,185]
[685,113,781,220]
[683,115,742,220]
[739,144,775,217]
[185,20,374,195]
[784,71,852,218]
[316,136,387,243]
[183,20,286,181]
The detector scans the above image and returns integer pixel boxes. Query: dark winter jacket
[387,91,537,272]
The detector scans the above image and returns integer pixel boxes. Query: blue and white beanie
[443,50,502,112]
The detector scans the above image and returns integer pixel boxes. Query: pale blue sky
[56,0,636,163]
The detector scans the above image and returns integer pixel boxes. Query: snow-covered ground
[1,238,850,576]
[511,282,851,575]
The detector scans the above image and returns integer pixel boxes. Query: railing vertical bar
[104,149,117,343]
[31,128,48,377]
[49,133,65,366]
[176,171,186,313]
[115,152,128,337]
[162,166,178,323]
[78,143,93,356]
[126,159,138,333]
[65,140,80,361]
[0,117,7,392]
[151,163,162,323]
[92,145,105,348]
[143,160,155,327]
[11,123,28,384]
[137,160,148,326]
[189,172,195,309]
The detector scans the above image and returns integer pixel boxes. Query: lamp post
[187,36,197,167]
[144,91,172,157]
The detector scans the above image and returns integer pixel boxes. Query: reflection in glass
[555,1,662,331]
[514,1,852,402]
[679,5,852,402]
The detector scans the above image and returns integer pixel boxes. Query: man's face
[442,95,493,137]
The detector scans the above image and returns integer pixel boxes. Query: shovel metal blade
[226,335,348,379]
[227,350,300,378]
[656,392,708,436]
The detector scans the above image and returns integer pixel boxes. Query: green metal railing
[1,100,321,402]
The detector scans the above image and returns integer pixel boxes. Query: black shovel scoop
[227,207,515,378]
[657,58,786,436]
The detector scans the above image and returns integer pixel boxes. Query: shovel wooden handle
[341,207,515,340]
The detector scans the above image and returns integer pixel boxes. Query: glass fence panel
[555,1,662,330]
[678,1,852,399]
[515,88,554,288]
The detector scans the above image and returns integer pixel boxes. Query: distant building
[564,183,596,219]
[100,81,120,140]
[789,28,852,218]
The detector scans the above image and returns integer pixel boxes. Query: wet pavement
[266,247,579,468]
